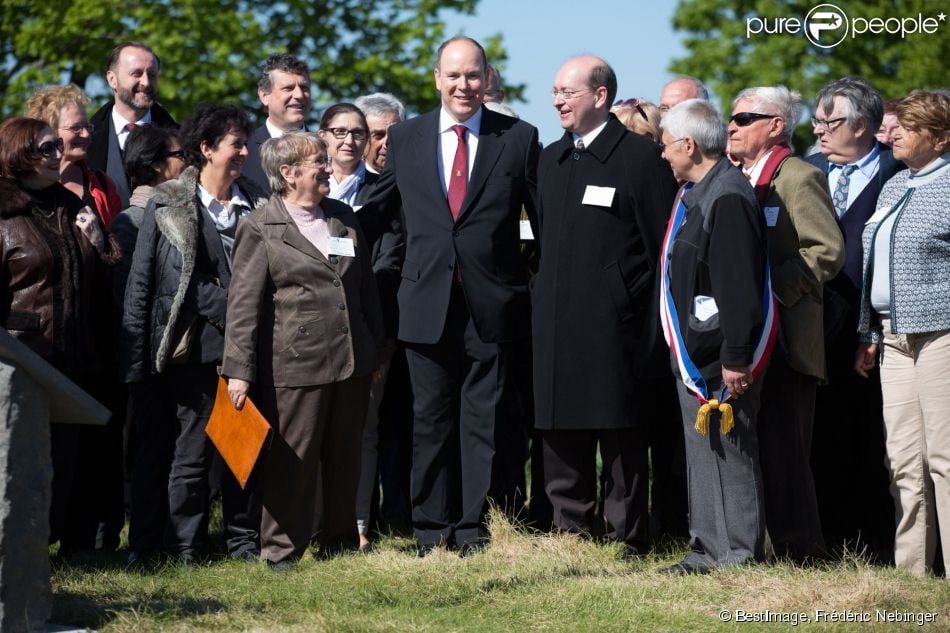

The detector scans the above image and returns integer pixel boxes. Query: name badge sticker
[763,206,780,227]
[519,220,535,240]
[582,185,616,207]
[327,236,356,257]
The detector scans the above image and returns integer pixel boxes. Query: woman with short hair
[855,90,950,577]
[223,131,384,569]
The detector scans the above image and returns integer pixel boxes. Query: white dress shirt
[826,142,881,211]
[438,107,482,197]
[112,109,152,150]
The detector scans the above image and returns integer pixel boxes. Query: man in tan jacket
[727,86,845,563]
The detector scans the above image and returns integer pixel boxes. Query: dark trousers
[811,334,894,560]
[257,375,370,563]
[405,286,508,547]
[543,427,649,552]
[378,348,413,528]
[129,364,259,557]
[758,354,827,560]
[642,374,688,538]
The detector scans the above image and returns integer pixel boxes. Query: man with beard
[89,41,175,207]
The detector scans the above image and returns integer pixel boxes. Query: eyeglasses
[322,127,367,141]
[613,98,648,122]
[551,88,591,100]
[164,149,185,160]
[658,138,686,152]
[811,116,847,132]
[34,137,65,158]
[296,156,332,168]
[729,112,776,127]
[59,123,95,135]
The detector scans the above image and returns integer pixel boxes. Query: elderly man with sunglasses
[727,86,844,564]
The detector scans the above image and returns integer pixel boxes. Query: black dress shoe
[658,561,710,575]
[232,549,261,564]
[358,542,375,554]
[457,541,487,557]
[267,559,295,572]
[417,543,437,558]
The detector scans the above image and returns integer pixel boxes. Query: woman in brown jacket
[223,131,384,569]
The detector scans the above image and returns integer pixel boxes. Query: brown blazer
[222,195,384,388]
[763,156,845,381]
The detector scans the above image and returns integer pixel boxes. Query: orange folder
[205,377,272,489]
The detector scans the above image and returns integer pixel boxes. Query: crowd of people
[1,35,948,578]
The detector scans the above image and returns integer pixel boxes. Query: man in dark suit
[805,76,904,561]
[532,55,678,555]
[243,54,312,194]
[88,41,175,207]
[365,36,539,554]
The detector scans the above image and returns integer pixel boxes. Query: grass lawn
[51,513,950,632]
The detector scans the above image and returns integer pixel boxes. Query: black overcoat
[532,115,678,430]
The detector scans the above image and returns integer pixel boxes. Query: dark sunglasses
[164,149,186,160]
[729,112,776,127]
[614,98,648,122]
[34,137,65,158]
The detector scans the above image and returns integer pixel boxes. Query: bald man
[659,76,709,116]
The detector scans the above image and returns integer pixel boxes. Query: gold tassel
[694,399,735,436]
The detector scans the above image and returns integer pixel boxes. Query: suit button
[298,326,307,334]
[453,230,460,237]
[338,303,346,311]
[340,326,349,333]
[333,279,341,287]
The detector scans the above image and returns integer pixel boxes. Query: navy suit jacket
[363,106,540,344]
[243,125,273,195]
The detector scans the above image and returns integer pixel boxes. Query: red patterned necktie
[447,124,468,220]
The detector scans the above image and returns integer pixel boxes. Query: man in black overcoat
[532,55,678,554]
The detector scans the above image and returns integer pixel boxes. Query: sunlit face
[107,46,158,114]
[813,96,868,164]
[876,112,900,147]
[434,40,485,123]
[202,130,248,182]
[33,129,63,184]
[364,112,399,172]
[157,136,185,183]
[260,70,311,132]
[660,130,692,182]
[319,112,367,174]
[726,99,782,168]
[288,151,333,199]
[57,103,92,164]
[891,124,946,172]
[660,80,699,116]
[552,59,605,136]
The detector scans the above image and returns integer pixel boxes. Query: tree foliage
[0,0,522,122]
[669,0,949,148]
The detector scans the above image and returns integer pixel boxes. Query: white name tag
[692,295,719,322]
[763,206,780,227]
[519,220,535,240]
[327,236,355,257]
[582,185,616,207]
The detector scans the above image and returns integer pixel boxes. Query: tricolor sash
[659,183,779,436]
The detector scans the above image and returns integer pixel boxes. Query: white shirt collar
[572,119,609,149]
[112,108,151,135]
[830,142,880,177]
[265,119,304,139]
[743,148,775,183]
[197,183,251,225]
[439,107,483,137]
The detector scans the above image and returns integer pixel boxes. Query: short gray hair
[733,86,803,142]
[260,131,327,195]
[484,101,519,119]
[353,92,406,122]
[815,76,883,132]
[660,99,726,156]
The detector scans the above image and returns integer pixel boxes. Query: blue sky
[441,1,686,144]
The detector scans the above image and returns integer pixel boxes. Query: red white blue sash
[659,183,779,434]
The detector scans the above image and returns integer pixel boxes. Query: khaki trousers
[880,319,950,576]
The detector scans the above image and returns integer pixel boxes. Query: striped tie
[832,164,857,218]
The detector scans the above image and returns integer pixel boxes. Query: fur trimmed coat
[119,166,268,382]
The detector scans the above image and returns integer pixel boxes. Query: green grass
[51,513,950,632]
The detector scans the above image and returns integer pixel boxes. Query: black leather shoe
[658,561,710,575]
[417,543,437,558]
[457,541,487,557]
[233,549,261,564]
[267,559,295,572]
